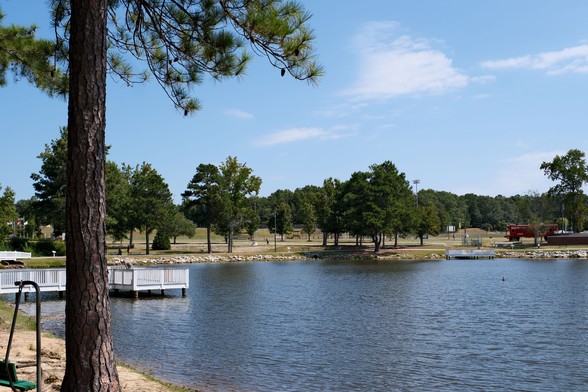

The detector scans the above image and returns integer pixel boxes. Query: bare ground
[0,329,182,392]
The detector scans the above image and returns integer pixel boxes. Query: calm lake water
[28,259,588,391]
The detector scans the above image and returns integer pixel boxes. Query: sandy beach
[0,329,181,392]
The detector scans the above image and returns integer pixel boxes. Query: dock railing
[446,249,496,259]
[0,267,189,296]
[109,267,190,292]
[0,251,32,261]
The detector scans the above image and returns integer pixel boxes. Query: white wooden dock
[0,267,189,298]
[445,249,496,259]
[0,251,32,261]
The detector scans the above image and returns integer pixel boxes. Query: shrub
[54,241,66,256]
[33,238,65,257]
[9,236,28,251]
[151,233,171,250]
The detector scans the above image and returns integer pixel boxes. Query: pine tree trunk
[62,0,120,390]
[145,230,150,255]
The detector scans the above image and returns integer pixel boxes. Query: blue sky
[2,1,588,203]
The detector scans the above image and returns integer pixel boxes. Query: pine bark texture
[62,0,120,390]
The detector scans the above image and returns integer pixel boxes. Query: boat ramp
[0,267,189,298]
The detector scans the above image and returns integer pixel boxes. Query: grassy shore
[8,227,588,270]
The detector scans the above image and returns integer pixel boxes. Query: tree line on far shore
[1,128,587,253]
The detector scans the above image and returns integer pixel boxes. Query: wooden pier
[0,267,189,298]
[446,249,496,260]
[0,251,32,261]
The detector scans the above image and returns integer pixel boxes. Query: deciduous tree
[415,204,441,246]
[298,199,317,241]
[217,156,261,252]
[541,149,588,232]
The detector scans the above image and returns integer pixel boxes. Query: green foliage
[0,185,17,239]
[50,0,323,115]
[184,156,262,253]
[415,204,442,245]
[341,161,414,252]
[171,211,197,242]
[152,232,171,250]
[217,156,262,252]
[9,236,27,251]
[30,127,68,234]
[316,178,346,246]
[0,8,68,95]
[128,162,176,254]
[106,161,132,241]
[33,238,65,256]
[271,201,293,240]
[298,199,316,240]
[243,206,261,239]
[541,149,588,232]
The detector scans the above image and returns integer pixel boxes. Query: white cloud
[493,151,564,194]
[342,21,469,101]
[256,126,352,147]
[481,44,588,75]
[225,108,255,119]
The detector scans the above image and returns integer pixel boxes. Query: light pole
[413,179,420,207]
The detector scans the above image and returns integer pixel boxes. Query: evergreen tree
[0,8,67,94]
[14,0,322,386]
[183,163,223,253]
[0,185,17,240]
[105,161,131,243]
[317,178,346,246]
[128,163,176,255]
[30,127,68,235]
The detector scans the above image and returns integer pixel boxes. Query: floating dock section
[446,249,495,260]
[0,267,189,298]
